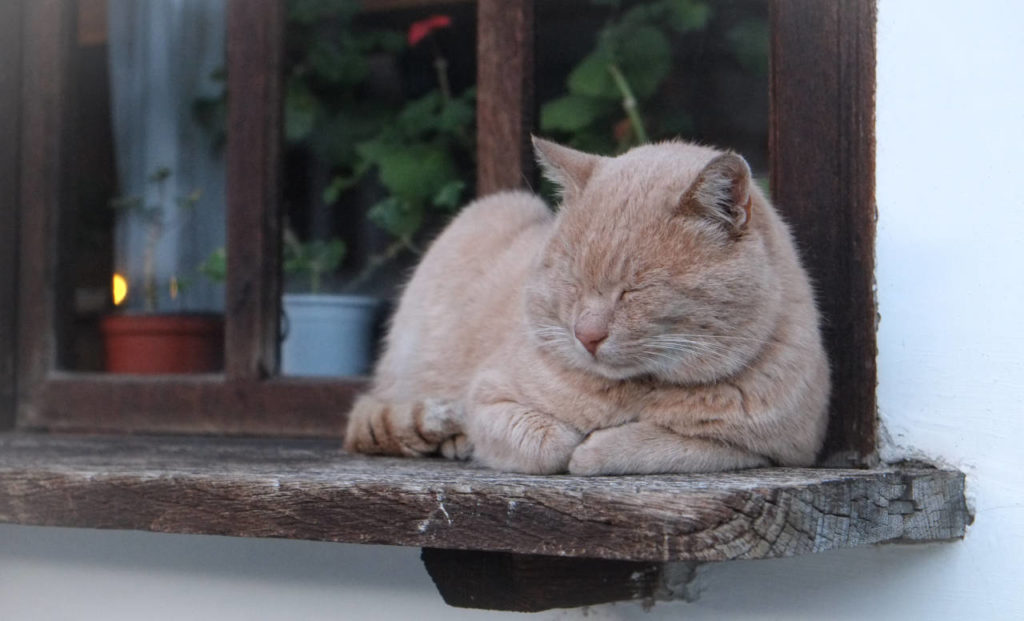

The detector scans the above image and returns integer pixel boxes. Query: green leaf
[541,95,614,132]
[198,247,227,283]
[438,97,474,135]
[307,239,346,272]
[432,180,465,211]
[665,0,711,33]
[396,91,444,137]
[368,197,423,239]
[359,141,456,205]
[309,39,368,85]
[567,48,618,99]
[615,26,671,99]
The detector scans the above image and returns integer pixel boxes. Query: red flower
[408,15,452,47]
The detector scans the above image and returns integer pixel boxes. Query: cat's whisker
[655,333,762,344]
[641,340,738,367]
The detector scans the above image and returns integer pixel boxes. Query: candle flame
[170,276,179,300]
[112,273,128,306]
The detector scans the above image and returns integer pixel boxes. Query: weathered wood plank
[0,0,23,429]
[19,375,361,437]
[422,548,696,611]
[770,0,878,464]
[17,0,73,425]
[0,434,969,562]
[476,0,534,194]
[225,0,284,380]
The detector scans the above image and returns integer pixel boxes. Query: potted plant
[194,8,475,376]
[276,12,473,377]
[100,168,224,374]
[280,231,380,377]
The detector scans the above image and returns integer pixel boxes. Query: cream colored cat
[344,138,830,475]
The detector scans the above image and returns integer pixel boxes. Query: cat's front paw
[567,432,612,476]
[440,434,473,461]
[568,425,640,476]
[344,395,465,457]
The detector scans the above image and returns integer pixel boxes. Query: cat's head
[525,138,782,385]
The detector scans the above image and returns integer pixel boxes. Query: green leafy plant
[283,229,346,294]
[110,167,202,312]
[541,0,712,153]
[195,3,476,293]
[540,0,768,158]
[197,246,227,284]
[320,12,475,286]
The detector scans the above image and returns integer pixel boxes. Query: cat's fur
[344,138,830,475]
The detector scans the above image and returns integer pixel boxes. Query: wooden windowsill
[0,432,969,609]
[0,432,970,614]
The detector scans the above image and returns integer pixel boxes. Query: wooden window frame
[2,0,877,466]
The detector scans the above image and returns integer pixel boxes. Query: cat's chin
[574,350,728,386]
[563,351,648,382]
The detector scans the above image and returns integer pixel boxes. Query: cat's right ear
[532,136,601,202]
[680,153,753,236]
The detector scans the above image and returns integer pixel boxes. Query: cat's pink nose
[574,323,608,356]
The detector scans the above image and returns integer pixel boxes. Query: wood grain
[476,0,534,194]
[17,0,72,425]
[225,0,284,380]
[770,0,878,464]
[0,0,23,429]
[0,434,969,563]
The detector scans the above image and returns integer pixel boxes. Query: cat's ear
[532,136,600,202]
[680,153,753,235]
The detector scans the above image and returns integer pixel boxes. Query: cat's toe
[567,429,620,476]
[419,399,466,442]
[567,439,604,476]
[440,434,473,460]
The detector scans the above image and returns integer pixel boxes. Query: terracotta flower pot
[100,313,224,374]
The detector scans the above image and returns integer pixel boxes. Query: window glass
[66,0,227,374]
[536,0,769,195]
[279,0,477,377]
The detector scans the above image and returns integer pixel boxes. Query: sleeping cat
[343,138,830,475]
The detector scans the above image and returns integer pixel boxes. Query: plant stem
[433,56,451,102]
[607,63,649,144]
[143,222,159,312]
[344,238,407,293]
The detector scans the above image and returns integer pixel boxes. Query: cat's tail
[343,394,472,460]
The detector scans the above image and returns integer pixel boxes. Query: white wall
[3,1,1023,619]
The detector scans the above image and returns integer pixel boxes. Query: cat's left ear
[680,153,753,235]
[532,136,601,203]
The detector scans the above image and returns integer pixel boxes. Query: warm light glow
[112,273,128,306]
[169,276,179,300]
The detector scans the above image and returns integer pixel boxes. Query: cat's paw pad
[440,434,473,460]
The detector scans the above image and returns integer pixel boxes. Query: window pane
[279,0,477,377]
[536,0,769,189]
[66,0,227,374]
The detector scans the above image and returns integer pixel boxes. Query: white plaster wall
[2,1,1023,619]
